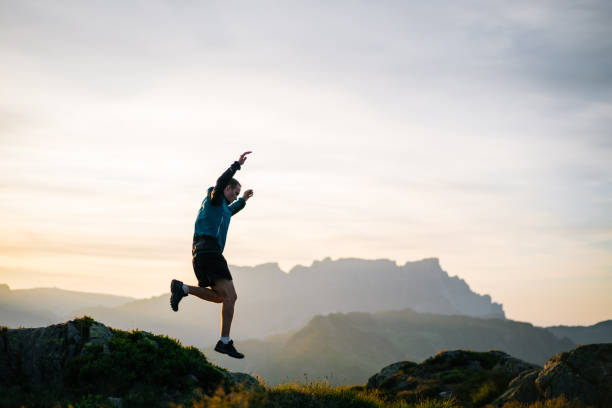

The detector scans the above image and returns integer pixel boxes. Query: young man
[170,151,254,359]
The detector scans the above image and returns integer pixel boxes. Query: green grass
[439,369,465,384]
[497,395,593,408]
[188,382,460,408]
[471,380,500,406]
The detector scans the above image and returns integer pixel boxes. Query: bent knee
[213,281,237,303]
[221,292,237,303]
[215,290,236,303]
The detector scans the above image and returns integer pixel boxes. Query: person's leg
[187,285,223,303]
[211,279,237,337]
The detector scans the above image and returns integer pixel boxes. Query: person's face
[224,185,241,203]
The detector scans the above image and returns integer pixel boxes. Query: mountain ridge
[1,257,504,343]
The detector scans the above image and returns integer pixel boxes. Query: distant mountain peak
[404,257,441,268]
[289,256,400,274]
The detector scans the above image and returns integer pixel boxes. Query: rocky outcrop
[493,369,541,404]
[492,343,612,407]
[367,361,416,389]
[0,319,109,389]
[0,318,245,407]
[367,349,539,404]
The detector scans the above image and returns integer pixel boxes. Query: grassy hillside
[188,385,589,408]
[192,382,461,408]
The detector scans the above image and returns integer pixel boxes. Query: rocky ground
[366,344,612,408]
[1,318,610,407]
[366,349,539,406]
[492,343,612,407]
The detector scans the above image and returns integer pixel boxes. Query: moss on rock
[0,318,232,407]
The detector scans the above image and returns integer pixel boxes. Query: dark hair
[228,178,241,189]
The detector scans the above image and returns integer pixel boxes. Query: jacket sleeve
[228,197,246,216]
[210,161,241,206]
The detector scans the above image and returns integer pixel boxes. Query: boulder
[0,319,114,390]
[491,351,540,379]
[536,343,612,407]
[492,369,540,406]
[66,322,82,344]
[366,361,416,389]
[4,324,70,388]
[88,322,112,345]
[366,350,539,404]
[493,343,612,408]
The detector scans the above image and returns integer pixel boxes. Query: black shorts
[192,236,232,287]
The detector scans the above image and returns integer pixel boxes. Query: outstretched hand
[239,151,252,166]
[242,189,254,201]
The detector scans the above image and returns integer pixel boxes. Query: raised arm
[210,151,252,206]
[210,161,241,206]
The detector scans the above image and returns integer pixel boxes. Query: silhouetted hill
[0,284,134,328]
[544,320,612,345]
[210,308,576,385]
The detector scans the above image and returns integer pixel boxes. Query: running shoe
[214,340,245,359]
[170,279,187,312]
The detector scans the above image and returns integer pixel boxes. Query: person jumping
[170,151,254,359]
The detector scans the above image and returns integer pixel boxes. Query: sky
[1,0,611,326]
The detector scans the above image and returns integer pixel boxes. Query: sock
[220,336,230,344]
[182,284,189,295]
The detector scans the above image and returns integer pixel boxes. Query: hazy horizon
[1,1,611,327]
[2,254,609,328]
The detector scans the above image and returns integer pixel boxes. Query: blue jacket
[193,161,246,253]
